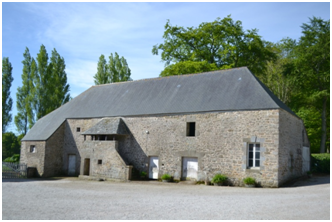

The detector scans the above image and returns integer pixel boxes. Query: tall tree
[33,45,71,121]
[261,38,297,105]
[48,48,70,111]
[93,53,131,85]
[294,17,330,153]
[15,47,35,135]
[34,44,50,120]
[152,15,276,76]
[93,54,108,85]
[2,57,13,133]
[109,52,131,82]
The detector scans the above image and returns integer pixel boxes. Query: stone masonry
[20,108,309,187]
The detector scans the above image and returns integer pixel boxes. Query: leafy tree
[33,45,71,120]
[2,57,13,133]
[153,15,276,76]
[48,48,70,111]
[261,38,297,105]
[94,54,109,85]
[160,61,219,77]
[94,53,131,85]
[108,52,131,82]
[294,17,330,153]
[2,132,21,160]
[15,47,35,135]
[34,44,50,120]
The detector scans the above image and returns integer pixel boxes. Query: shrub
[3,154,20,163]
[211,174,228,184]
[161,174,172,180]
[311,153,330,173]
[140,171,147,177]
[243,177,256,185]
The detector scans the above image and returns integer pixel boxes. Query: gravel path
[2,176,330,220]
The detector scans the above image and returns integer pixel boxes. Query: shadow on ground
[2,177,76,183]
[281,174,330,188]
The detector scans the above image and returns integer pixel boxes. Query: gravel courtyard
[2,175,330,220]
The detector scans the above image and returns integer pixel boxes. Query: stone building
[20,67,310,187]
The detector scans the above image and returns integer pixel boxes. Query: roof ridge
[90,66,250,87]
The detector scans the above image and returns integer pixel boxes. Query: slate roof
[22,67,296,141]
[81,118,129,135]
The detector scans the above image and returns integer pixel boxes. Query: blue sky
[2,2,330,134]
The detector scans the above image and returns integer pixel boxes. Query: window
[29,145,36,153]
[76,127,81,132]
[248,143,260,168]
[98,160,102,165]
[84,135,86,141]
[186,122,195,137]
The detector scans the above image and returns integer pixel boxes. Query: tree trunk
[320,97,327,153]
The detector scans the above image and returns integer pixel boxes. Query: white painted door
[68,154,76,176]
[149,156,159,179]
[302,147,310,173]
[182,157,198,180]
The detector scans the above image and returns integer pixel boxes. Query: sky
[2,2,330,134]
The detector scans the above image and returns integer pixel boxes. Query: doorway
[149,156,159,179]
[83,158,90,176]
[68,154,76,176]
[182,157,198,180]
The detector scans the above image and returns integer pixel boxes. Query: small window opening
[84,135,86,141]
[98,159,102,165]
[186,122,196,137]
[29,145,36,153]
[76,127,81,132]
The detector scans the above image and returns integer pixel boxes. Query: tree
[152,15,276,76]
[33,45,71,120]
[261,38,297,105]
[2,57,13,133]
[160,60,219,77]
[93,54,109,85]
[2,132,20,160]
[108,52,131,82]
[294,17,330,153]
[15,47,35,135]
[34,44,50,120]
[48,48,70,111]
[93,53,131,85]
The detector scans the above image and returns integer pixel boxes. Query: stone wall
[63,118,101,176]
[80,140,130,180]
[20,141,46,177]
[43,122,65,177]
[278,109,309,185]
[22,108,307,187]
[121,109,281,187]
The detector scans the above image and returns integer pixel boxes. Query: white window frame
[247,143,260,168]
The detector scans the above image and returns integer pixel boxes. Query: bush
[140,171,147,177]
[311,153,330,173]
[3,154,20,163]
[161,174,172,180]
[243,177,256,185]
[211,174,228,184]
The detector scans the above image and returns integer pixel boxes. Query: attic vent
[76,127,81,132]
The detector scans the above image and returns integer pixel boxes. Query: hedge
[311,153,330,173]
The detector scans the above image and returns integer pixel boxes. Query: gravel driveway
[2,175,330,220]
